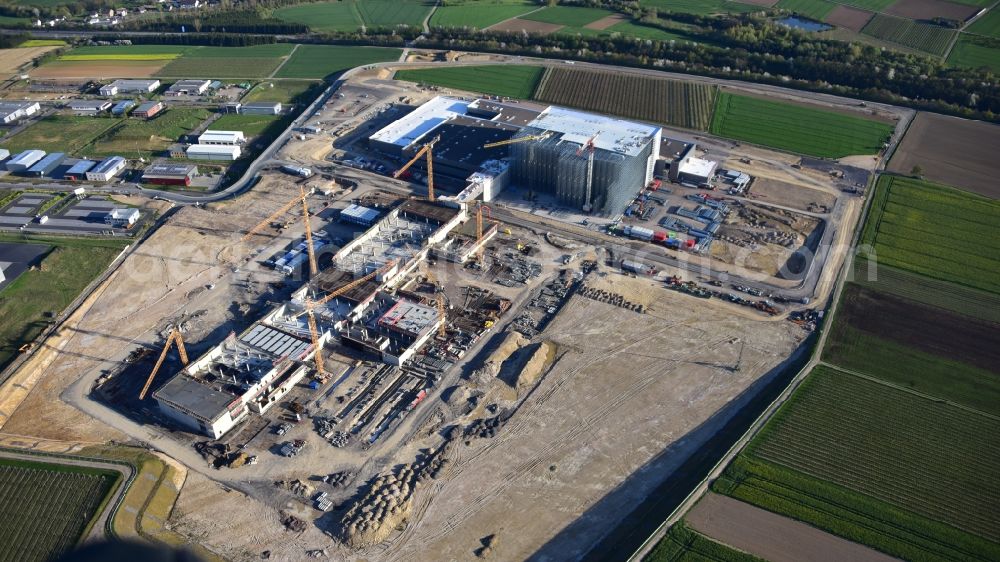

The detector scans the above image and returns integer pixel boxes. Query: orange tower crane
[242,186,318,276]
[292,261,397,376]
[140,327,189,400]
[393,135,441,202]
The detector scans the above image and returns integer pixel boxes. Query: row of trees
[118,9,307,35]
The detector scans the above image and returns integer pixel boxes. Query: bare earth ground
[687,493,898,562]
[824,5,875,32]
[585,14,628,30]
[487,18,564,34]
[0,176,301,442]
[370,278,803,561]
[884,0,978,21]
[888,112,1000,199]
[749,178,837,212]
[29,60,168,79]
[0,46,61,76]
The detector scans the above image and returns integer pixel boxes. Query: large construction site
[0,60,869,561]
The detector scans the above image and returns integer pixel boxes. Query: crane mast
[393,135,441,202]
[140,327,189,400]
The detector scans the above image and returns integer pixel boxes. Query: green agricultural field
[355,0,434,28]
[158,57,283,78]
[637,0,760,15]
[395,65,544,99]
[185,44,295,58]
[605,20,703,41]
[521,5,615,26]
[831,0,895,10]
[244,79,322,105]
[0,237,127,371]
[275,45,402,79]
[858,175,1000,293]
[714,365,1000,560]
[0,457,120,562]
[275,1,363,32]
[210,114,284,138]
[65,45,192,57]
[949,0,995,7]
[966,6,1000,37]
[825,282,1000,414]
[709,92,893,157]
[646,521,764,562]
[861,13,955,56]
[948,34,1000,72]
[430,0,537,29]
[777,0,837,20]
[0,115,117,154]
[535,67,716,130]
[18,39,66,47]
[851,258,1000,323]
[86,108,212,158]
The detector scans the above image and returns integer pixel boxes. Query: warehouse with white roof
[510,106,661,216]
[198,130,245,145]
[186,144,241,161]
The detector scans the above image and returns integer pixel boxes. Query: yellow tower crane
[140,327,189,400]
[242,186,318,276]
[423,267,448,339]
[393,135,441,202]
[482,133,550,149]
[292,261,397,376]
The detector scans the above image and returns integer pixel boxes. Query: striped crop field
[534,67,716,130]
[0,457,120,562]
[395,65,544,99]
[861,13,956,56]
[714,365,1000,561]
[858,175,1000,294]
[58,53,182,61]
[709,92,893,157]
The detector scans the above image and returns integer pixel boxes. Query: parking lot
[0,193,141,236]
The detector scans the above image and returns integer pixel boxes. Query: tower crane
[576,132,600,213]
[292,260,397,376]
[475,204,494,261]
[393,135,441,202]
[140,327,189,400]
[482,133,550,149]
[423,267,448,339]
[242,186,319,276]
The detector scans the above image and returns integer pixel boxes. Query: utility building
[26,152,66,177]
[142,163,197,186]
[510,107,661,216]
[186,144,241,161]
[86,156,126,181]
[198,130,245,145]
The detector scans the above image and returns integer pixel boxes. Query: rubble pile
[339,440,456,547]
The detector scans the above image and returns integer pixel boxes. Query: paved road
[0,449,134,542]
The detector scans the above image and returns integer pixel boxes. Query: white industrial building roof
[186,144,241,157]
[198,130,245,144]
[91,156,126,174]
[369,96,471,149]
[340,204,380,224]
[678,156,717,179]
[526,106,660,157]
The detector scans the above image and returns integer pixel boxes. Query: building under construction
[508,106,661,216]
[152,199,465,438]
